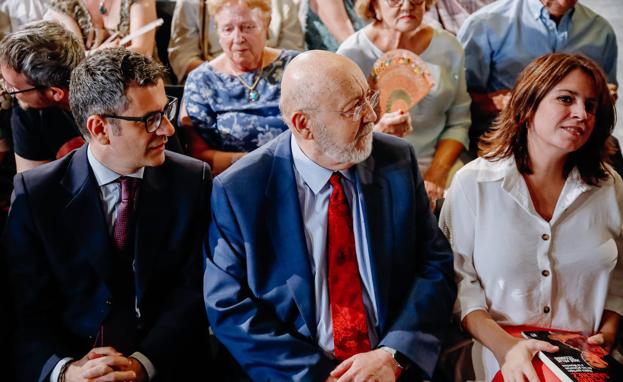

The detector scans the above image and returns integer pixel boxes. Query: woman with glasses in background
[338,0,471,205]
[179,0,298,175]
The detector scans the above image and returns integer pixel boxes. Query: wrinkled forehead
[214,3,265,25]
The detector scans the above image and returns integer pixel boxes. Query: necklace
[234,58,264,102]
[98,0,108,15]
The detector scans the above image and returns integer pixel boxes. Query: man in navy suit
[5,48,212,382]
[204,50,457,381]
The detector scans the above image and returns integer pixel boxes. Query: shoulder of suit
[19,149,77,186]
[164,149,210,170]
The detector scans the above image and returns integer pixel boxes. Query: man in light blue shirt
[458,0,618,152]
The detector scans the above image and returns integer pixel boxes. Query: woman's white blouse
[439,156,623,379]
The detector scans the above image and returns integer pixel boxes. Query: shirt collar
[87,144,144,187]
[528,0,575,23]
[290,134,353,195]
[476,155,594,193]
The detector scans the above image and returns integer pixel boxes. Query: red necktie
[327,172,371,360]
[113,176,140,252]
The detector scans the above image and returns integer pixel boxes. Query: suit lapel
[265,132,317,338]
[133,165,171,306]
[62,146,116,292]
[355,154,392,332]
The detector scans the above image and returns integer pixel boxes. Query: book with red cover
[522,330,613,382]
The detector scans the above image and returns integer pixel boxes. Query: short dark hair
[479,53,616,186]
[69,47,166,137]
[0,21,84,89]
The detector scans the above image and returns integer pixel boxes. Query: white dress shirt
[49,146,154,382]
[290,136,379,356]
[439,156,623,381]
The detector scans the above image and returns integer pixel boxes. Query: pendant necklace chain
[235,56,264,102]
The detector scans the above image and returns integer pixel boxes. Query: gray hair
[69,47,166,137]
[0,21,84,88]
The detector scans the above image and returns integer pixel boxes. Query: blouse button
[541,233,550,241]
[543,306,551,313]
[542,270,550,277]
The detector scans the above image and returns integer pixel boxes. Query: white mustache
[357,122,374,138]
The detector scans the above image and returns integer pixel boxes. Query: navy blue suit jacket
[5,146,212,382]
[204,131,456,381]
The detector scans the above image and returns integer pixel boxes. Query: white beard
[312,120,374,164]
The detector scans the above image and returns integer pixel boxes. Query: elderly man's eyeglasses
[100,96,178,133]
[385,0,425,7]
[308,91,379,122]
[0,78,45,96]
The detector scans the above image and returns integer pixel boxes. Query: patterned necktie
[327,172,371,360]
[113,176,140,253]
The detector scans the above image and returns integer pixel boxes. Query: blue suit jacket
[5,146,212,382]
[204,131,456,381]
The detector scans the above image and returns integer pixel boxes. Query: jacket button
[543,306,550,313]
[541,270,550,277]
[105,299,112,305]
[541,234,550,241]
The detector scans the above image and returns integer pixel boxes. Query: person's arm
[310,0,355,44]
[127,0,157,57]
[179,99,245,175]
[274,0,305,51]
[15,153,49,173]
[457,13,504,119]
[6,173,77,381]
[204,177,337,381]
[469,89,511,119]
[423,139,464,203]
[168,0,206,82]
[44,8,85,46]
[423,43,471,200]
[369,144,457,379]
[462,310,558,382]
[588,310,621,351]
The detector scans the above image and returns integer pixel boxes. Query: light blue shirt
[50,146,154,382]
[290,136,379,356]
[458,0,618,93]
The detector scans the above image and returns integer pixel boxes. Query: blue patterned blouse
[184,50,298,152]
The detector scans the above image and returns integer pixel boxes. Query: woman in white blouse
[439,53,623,382]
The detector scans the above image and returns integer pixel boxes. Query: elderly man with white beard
[203,50,456,382]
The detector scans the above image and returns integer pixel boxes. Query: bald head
[279,50,368,122]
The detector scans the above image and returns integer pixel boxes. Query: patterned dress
[50,0,134,49]
[305,0,365,51]
[184,50,298,152]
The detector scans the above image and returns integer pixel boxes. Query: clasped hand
[64,347,145,382]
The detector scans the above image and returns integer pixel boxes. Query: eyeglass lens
[352,92,380,121]
[146,98,178,133]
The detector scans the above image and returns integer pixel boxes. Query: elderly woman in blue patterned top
[180,0,298,174]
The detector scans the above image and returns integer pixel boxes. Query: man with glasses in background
[0,20,85,173]
[204,50,456,381]
[5,47,213,382]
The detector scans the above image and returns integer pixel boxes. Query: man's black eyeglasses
[100,96,178,133]
[0,78,45,96]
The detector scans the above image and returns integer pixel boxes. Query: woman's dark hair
[479,53,616,186]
